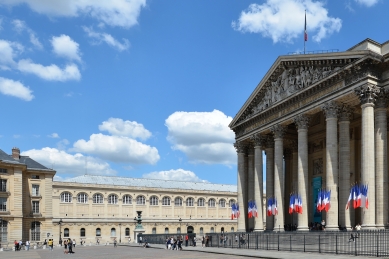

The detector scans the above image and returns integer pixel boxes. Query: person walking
[68,239,74,254]
[114,238,117,247]
[185,235,189,247]
[63,240,68,254]
[25,240,30,251]
[48,239,53,251]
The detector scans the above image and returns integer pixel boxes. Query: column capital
[293,114,310,130]
[271,124,286,139]
[250,133,266,147]
[339,104,354,122]
[247,143,255,155]
[322,101,340,119]
[234,142,248,154]
[354,83,380,105]
[375,89,389,109]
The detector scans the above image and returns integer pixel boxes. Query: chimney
[12,147,20,160]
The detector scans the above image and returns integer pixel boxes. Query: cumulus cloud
[22,147,116,176]
[51,34,82,62]
[72,133,160,164]
[0,0,146,28]
[17,59,81,81]
[99,118,151,140]
[82,26,129,51]
[0,39,23,69]
[0,77,34,101]
[12,19,43,49]
[48,133,60,138]
[232,0,342,43]
[143,169,208,183]
[165,109,236,165]
[354,0,379,7]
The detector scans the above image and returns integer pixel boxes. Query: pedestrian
[73,239,76,248]
[201,236,205,248]
[235,235,238,243]
[205,235,209,247]
[114,238,117,247]
[48,239,53,251]
[96,239,100,245]
[139,236,143,246]
[19,240,23,250]
[64,240,68,254]
[14,240,19,252]
[193,236,196,247]
[128,237,131,243]
[68,239,74,253]
[185,234,189,247]
[25,240,30,251]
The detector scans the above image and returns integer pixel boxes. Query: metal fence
[138,233,197,246]
[203,230,389,257]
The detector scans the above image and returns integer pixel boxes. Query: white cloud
[51,34,82,62]
[99,118,151,140]
[0,39,22,69]
[165,109,236,165]
[48,133,60,138]
[57,139,69,150]
[0,0,146,28]
[72,133,160,164]
[0,77,34,101]
[143,169,208,183]
[232,0,342,43]
[21,147,116,176]
[354,0,379,7]
[17,59,81,81]
[83,27,129,51]
[12,19,43,49]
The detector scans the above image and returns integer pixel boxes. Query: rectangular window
[0,168,7,174]
[32,201,39,213]
[0,179,6,192]
[0,197,6,211]
[32,184,39,196]
[31,175,40,179]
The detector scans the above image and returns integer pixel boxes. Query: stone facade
[230,38,389,231]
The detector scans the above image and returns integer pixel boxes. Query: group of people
[14,240,28,251]
[165,237,183,250]
[63,238,76,254]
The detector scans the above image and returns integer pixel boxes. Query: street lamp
[119,223,122,243]
[178,218,182,234]
[58,219,63,246]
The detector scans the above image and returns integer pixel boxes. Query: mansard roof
[58,174,237,193]
[0,148,53,171]
[229,38,387,132]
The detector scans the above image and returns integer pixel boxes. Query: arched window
[186,197,194,207]
[136,195,145,205]
[64,228,69,237]
[164,227,169,234]
[229,199,236,207]
[210,227,214,233]
[150,196,158,206]
[152,227,156,234]
[125,228,130,236]
[219,199,226,208]
[80,228,85,237]
[93,193,104,204]
[197,198,205,207]
[174,197,182,206]
[208,198,216,207]
[0,220,8,242]
[96,228,101,236]
[60,192,72,203]
[108,194,118,204]
[162,196,171,206]
[177,227,181,234]
[123,195,132,204]
[111,228,116,236]
[77,193,88,203]
[231,227,235,232]
[31,221,40,241]
[221,227,225,233]
[199,227,204,235]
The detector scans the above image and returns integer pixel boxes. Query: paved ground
[0,243,381,259]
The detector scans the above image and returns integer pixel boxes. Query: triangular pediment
[229,50,375,129]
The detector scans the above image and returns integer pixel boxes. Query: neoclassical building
[0,147,238,245]
[229,38,389,232]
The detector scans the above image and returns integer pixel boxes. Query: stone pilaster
[375,91,388,228]
[338,104,353,229]
[234,141,248,232]
[293,114,310,231]
[355,83,380,229]
[265,136,275,231]
[247,143,255,231]
[271,124,286,231]
[322,101,340,230]
[251,134,266,231]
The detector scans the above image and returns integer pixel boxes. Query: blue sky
[0,0,388,184]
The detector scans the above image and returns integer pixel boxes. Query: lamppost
[58,219,63,246]
[119,223,122,243]
[178,218,182,234]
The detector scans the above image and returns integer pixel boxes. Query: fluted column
[375,92,388,228]
[284,148,292,225]
[355,83,379,229]
[271,124,286,231]
[265,137,275,231]
[339,104,353,229]
[290,141,298,226]
[247,143,255,231]
[251,134,266,231]
[322,101,339,230]
[293,114,310,231]
[235,142,248,232]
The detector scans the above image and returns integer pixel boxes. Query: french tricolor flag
[289,194,295,214]
[267,198,273,216]
[304,11,308,41]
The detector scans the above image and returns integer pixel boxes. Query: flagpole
[304,10,306,54]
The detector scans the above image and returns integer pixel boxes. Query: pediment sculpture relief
[252,65,341,114]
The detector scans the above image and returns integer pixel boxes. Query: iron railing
[203,230,389,257]
[138,233,197,246]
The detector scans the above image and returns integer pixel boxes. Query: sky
[0,0,388,185]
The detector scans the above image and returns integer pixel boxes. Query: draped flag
[231,203,237,219]
[346,185,353,210]
[236,203,240,218]
[360,184,369,209]
[267,198,273,216]
[298,195,303,214]
[252,200,258,217]
[324,190,331,212]
[289,193,303,214]
[317,189,322,212]
[316,189,330,212]
[248,201,253,219]
[346,183,369,210]
[304,10,308,41]
[272,198,278,216]
[289,194,295,214]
